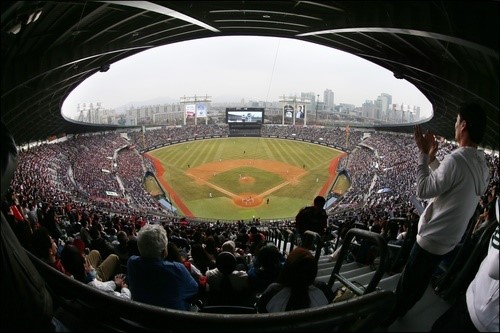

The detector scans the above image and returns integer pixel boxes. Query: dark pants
[431,294,478,332]
[385,242,447,325]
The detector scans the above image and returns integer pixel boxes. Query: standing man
[295,196,328,249]
[431,198,499,332]
[383,102,490,326]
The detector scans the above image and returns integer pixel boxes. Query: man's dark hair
[313,196,326,208]
[459,102,486,144]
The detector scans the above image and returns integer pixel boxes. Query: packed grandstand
[10,124,498,224]
[4,123,499,331]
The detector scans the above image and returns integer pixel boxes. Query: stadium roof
[1,1,498,150]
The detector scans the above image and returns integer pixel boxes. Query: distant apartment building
[389,103,421,123]
[362,100,376,119]
[323,89,334,111]
[375,93,392,120]
[335,103,356,115]
[300,92,316,105]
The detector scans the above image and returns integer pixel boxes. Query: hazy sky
[62,36,432,118]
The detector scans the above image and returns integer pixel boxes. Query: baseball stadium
[2,2,498,333]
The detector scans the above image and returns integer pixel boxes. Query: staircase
[314,246,452,332]
[270,227,453,332]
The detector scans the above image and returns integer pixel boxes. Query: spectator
[60,243,121,284]
[247,244,284,294]
[189,243,216,275]
[431,197,499,332]
[256,247,334,313]
[247,226,265,255]
[383,102,490,326]
[127,224,199,310]
[30,227,66,274]
[472,199,497,242]
[205,251,252,306]
[204,235,218,262]
[166,242,206,292]
[90,226,115,260]
[79,218,93,249]
[59,243,130,298]
[221,240,247,271]
[295,196,328,249]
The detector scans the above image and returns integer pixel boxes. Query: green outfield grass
[148,137,343,220]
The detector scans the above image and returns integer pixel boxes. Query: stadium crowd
[2,124,498,315]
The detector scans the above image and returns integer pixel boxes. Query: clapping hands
[114,273,128,289]
[414,125,438,161]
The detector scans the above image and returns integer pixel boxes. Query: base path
[186,159,306,208]
[319,152,348,197]
[145,153,194,216]
[145,155,345,215]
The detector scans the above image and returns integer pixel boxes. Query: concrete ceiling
[1,1,498,150]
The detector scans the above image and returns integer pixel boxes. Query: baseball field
[145,137,345,221]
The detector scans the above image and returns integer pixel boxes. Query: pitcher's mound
[239,176,255,184]
[234,193,263,207]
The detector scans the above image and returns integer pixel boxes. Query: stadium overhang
[1,1,498,151]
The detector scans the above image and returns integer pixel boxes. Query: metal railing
[327,228,389,295]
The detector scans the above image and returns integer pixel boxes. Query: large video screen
[226,108,264,124]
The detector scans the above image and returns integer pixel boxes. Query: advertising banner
[284,104,294,118]
[196,103,207,118]
[185,104,195,119]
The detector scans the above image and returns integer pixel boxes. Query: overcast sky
[62,36,432,118]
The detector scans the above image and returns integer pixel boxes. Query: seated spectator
[247,226,265,255]
[113,230,131,270]
[60,243,121,283]
[127,224,199,310]
[30,226,66,274]
[204,235,218,262]
[59,243,130,298]
[166,242,206,292]
[205,251,252,306]
[472,201,497,242]
[248,244,284,294]
[386,222,407,247]
[85,248,121,282]
[90,226,115,260]
[88,273,131,299]
[189,243,216,275]
[79,218,93,249]
[256,247,334,313]
[235,227,250,253]
[222,240,247,271]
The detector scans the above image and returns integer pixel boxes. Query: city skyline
[62,36,433,118]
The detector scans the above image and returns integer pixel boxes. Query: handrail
[276,228,283,251]
[327,228,388,294]
[27,249,395,332]
[303,230,323,261]
[285,229,295,253]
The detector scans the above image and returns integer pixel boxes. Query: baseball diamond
[146,137,345,220]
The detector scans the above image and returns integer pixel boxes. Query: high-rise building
[324,89,334,110]
[375,93,392,120]
[301,92,316,104]
[362,100,376,119]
